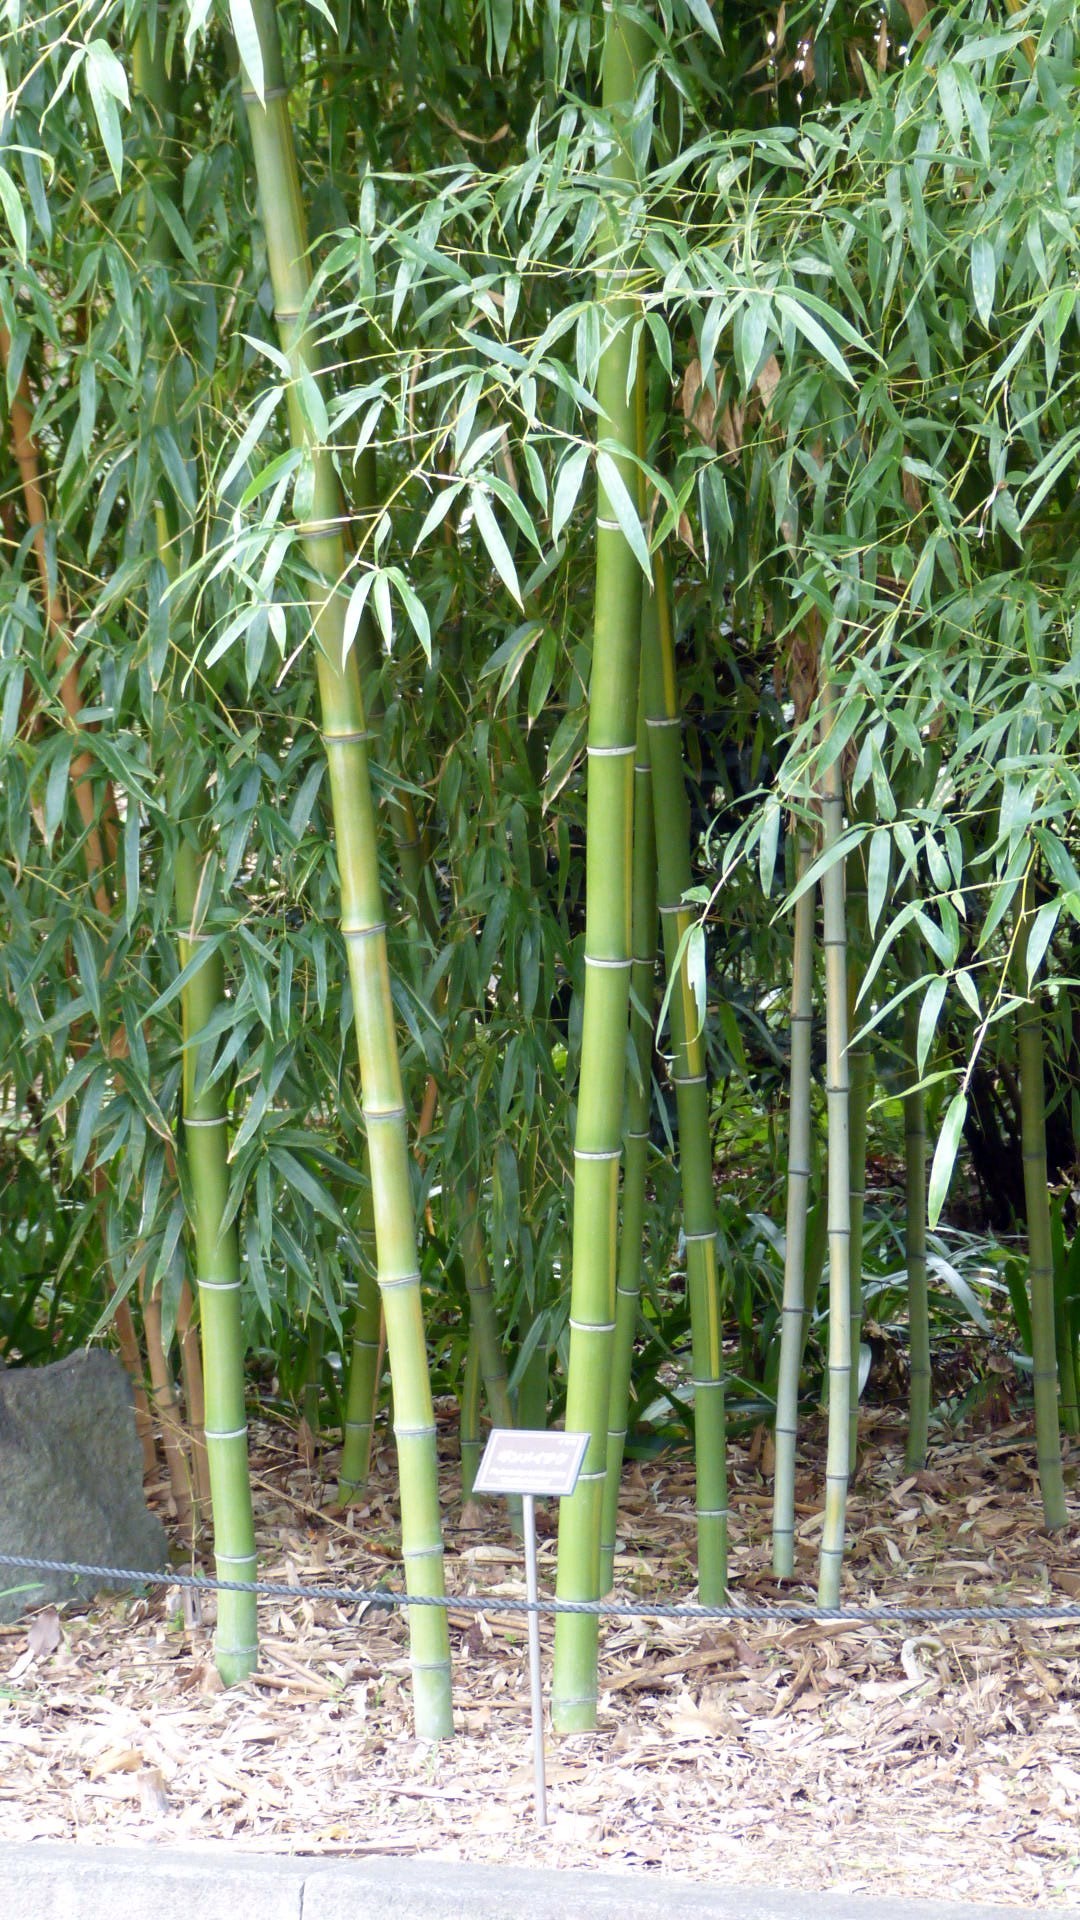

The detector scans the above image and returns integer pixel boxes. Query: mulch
[2,1405,1080,1906]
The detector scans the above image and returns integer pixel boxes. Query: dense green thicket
[3,0,1080,1731]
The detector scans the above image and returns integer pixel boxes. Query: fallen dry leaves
[2,1407,1080,1906]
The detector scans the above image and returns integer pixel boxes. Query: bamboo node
[203,1426,249,1441]
[574,1147,621,1161]
[584,953,631,970]
[586,742,635,757]
[342,919,388,938]
[568,1317,617,1334]
[377,1269,421,1289]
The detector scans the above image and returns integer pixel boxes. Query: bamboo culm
[1014,902,1068,1529]
[174,836,258,1679]
[902,943,930,1470]
[644,551,727,1600]
[236,0,452,1736]
[817,681,851,1606]
[772,836,815,1578]
[552,0,650,1733]
[600,693,656,1595]
[845,840,871,1474]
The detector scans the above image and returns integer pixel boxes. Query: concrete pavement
[1,1844,1075,1920]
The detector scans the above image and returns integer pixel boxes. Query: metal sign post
[473,1429,589,1831]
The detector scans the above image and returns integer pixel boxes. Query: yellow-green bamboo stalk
[902,947,930,1470]
[1014,901,1068,1529]
[817,681,851,1605]
[644,551,727,1600]
[460,1328,482,1501]
[175,838,258,1681]
[552,1,650,1733]
[772,835,814,1577]
[600,693,655,1594]
[236,0,451,1735]
[338,1264,382,1501]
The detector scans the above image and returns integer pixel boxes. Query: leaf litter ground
[3,1406,1080,1906]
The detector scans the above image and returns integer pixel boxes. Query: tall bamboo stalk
[817,680,851,1605]
[236,0,451,1735]
[1014,898,1068,1529]
[902,940,930,1469]
[174,832,257,1678]
[600,692,655,1594]
[460,1328,482,1501]
[552,1,649,1733]
[772,835,815,1577]
[644,551,727,1600]
[846,838,871,1473]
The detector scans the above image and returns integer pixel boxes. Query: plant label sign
[473,1429,588,1500]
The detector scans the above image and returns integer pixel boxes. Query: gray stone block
[0,1348,167,1621]
[0,1844,306,1920]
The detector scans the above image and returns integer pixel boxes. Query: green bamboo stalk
[817,680,851,1606]
[772,836,815,1577]
[338,1262,382,1501]
[902,946,930,1470]
[460,1327,482,1502]
[461,1182,516,1434]
[235,0,451,1736]
[175,839,258,1682]
[552,1,650,1735]
[1014,901,1068,1529]
[600,691,656,1595]
[644,550,727,1600]
[846,839,871,1474]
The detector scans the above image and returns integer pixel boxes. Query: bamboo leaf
[928,1091,967,1230]
[596,450,651,575]
[85,40,129,188]
[916,975,947,1078]
[470,487,521,604]
[551,444,589,546]
[774,293,857,385]
[970,233,996,328]
[1026,901,1059,986]
[230,0,265,99]
[867,829,891,935]
[219,388,283,496]
[0,165,27,263]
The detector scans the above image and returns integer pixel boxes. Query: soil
[3,1407,1080,1907]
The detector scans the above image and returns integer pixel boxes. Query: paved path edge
[1,1841,1073,1920]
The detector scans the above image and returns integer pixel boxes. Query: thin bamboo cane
[460,1328,482,1502]
[338,1269,384,1502]
[142,1286,194,1539]
[174,835,258,1681]
[643,551,727,1600]
[772,836,815,1577]
[551,2,650,1733]
[177,1276,213,1518]
[237,0,451,1736]
[902,945,930,1470]
[1014,900,1068,1529]
[600,692,656,1595]
[817,679,851,1606]
[846,838,871,1474]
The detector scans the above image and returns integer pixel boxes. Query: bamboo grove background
[3,0,1080,1733]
